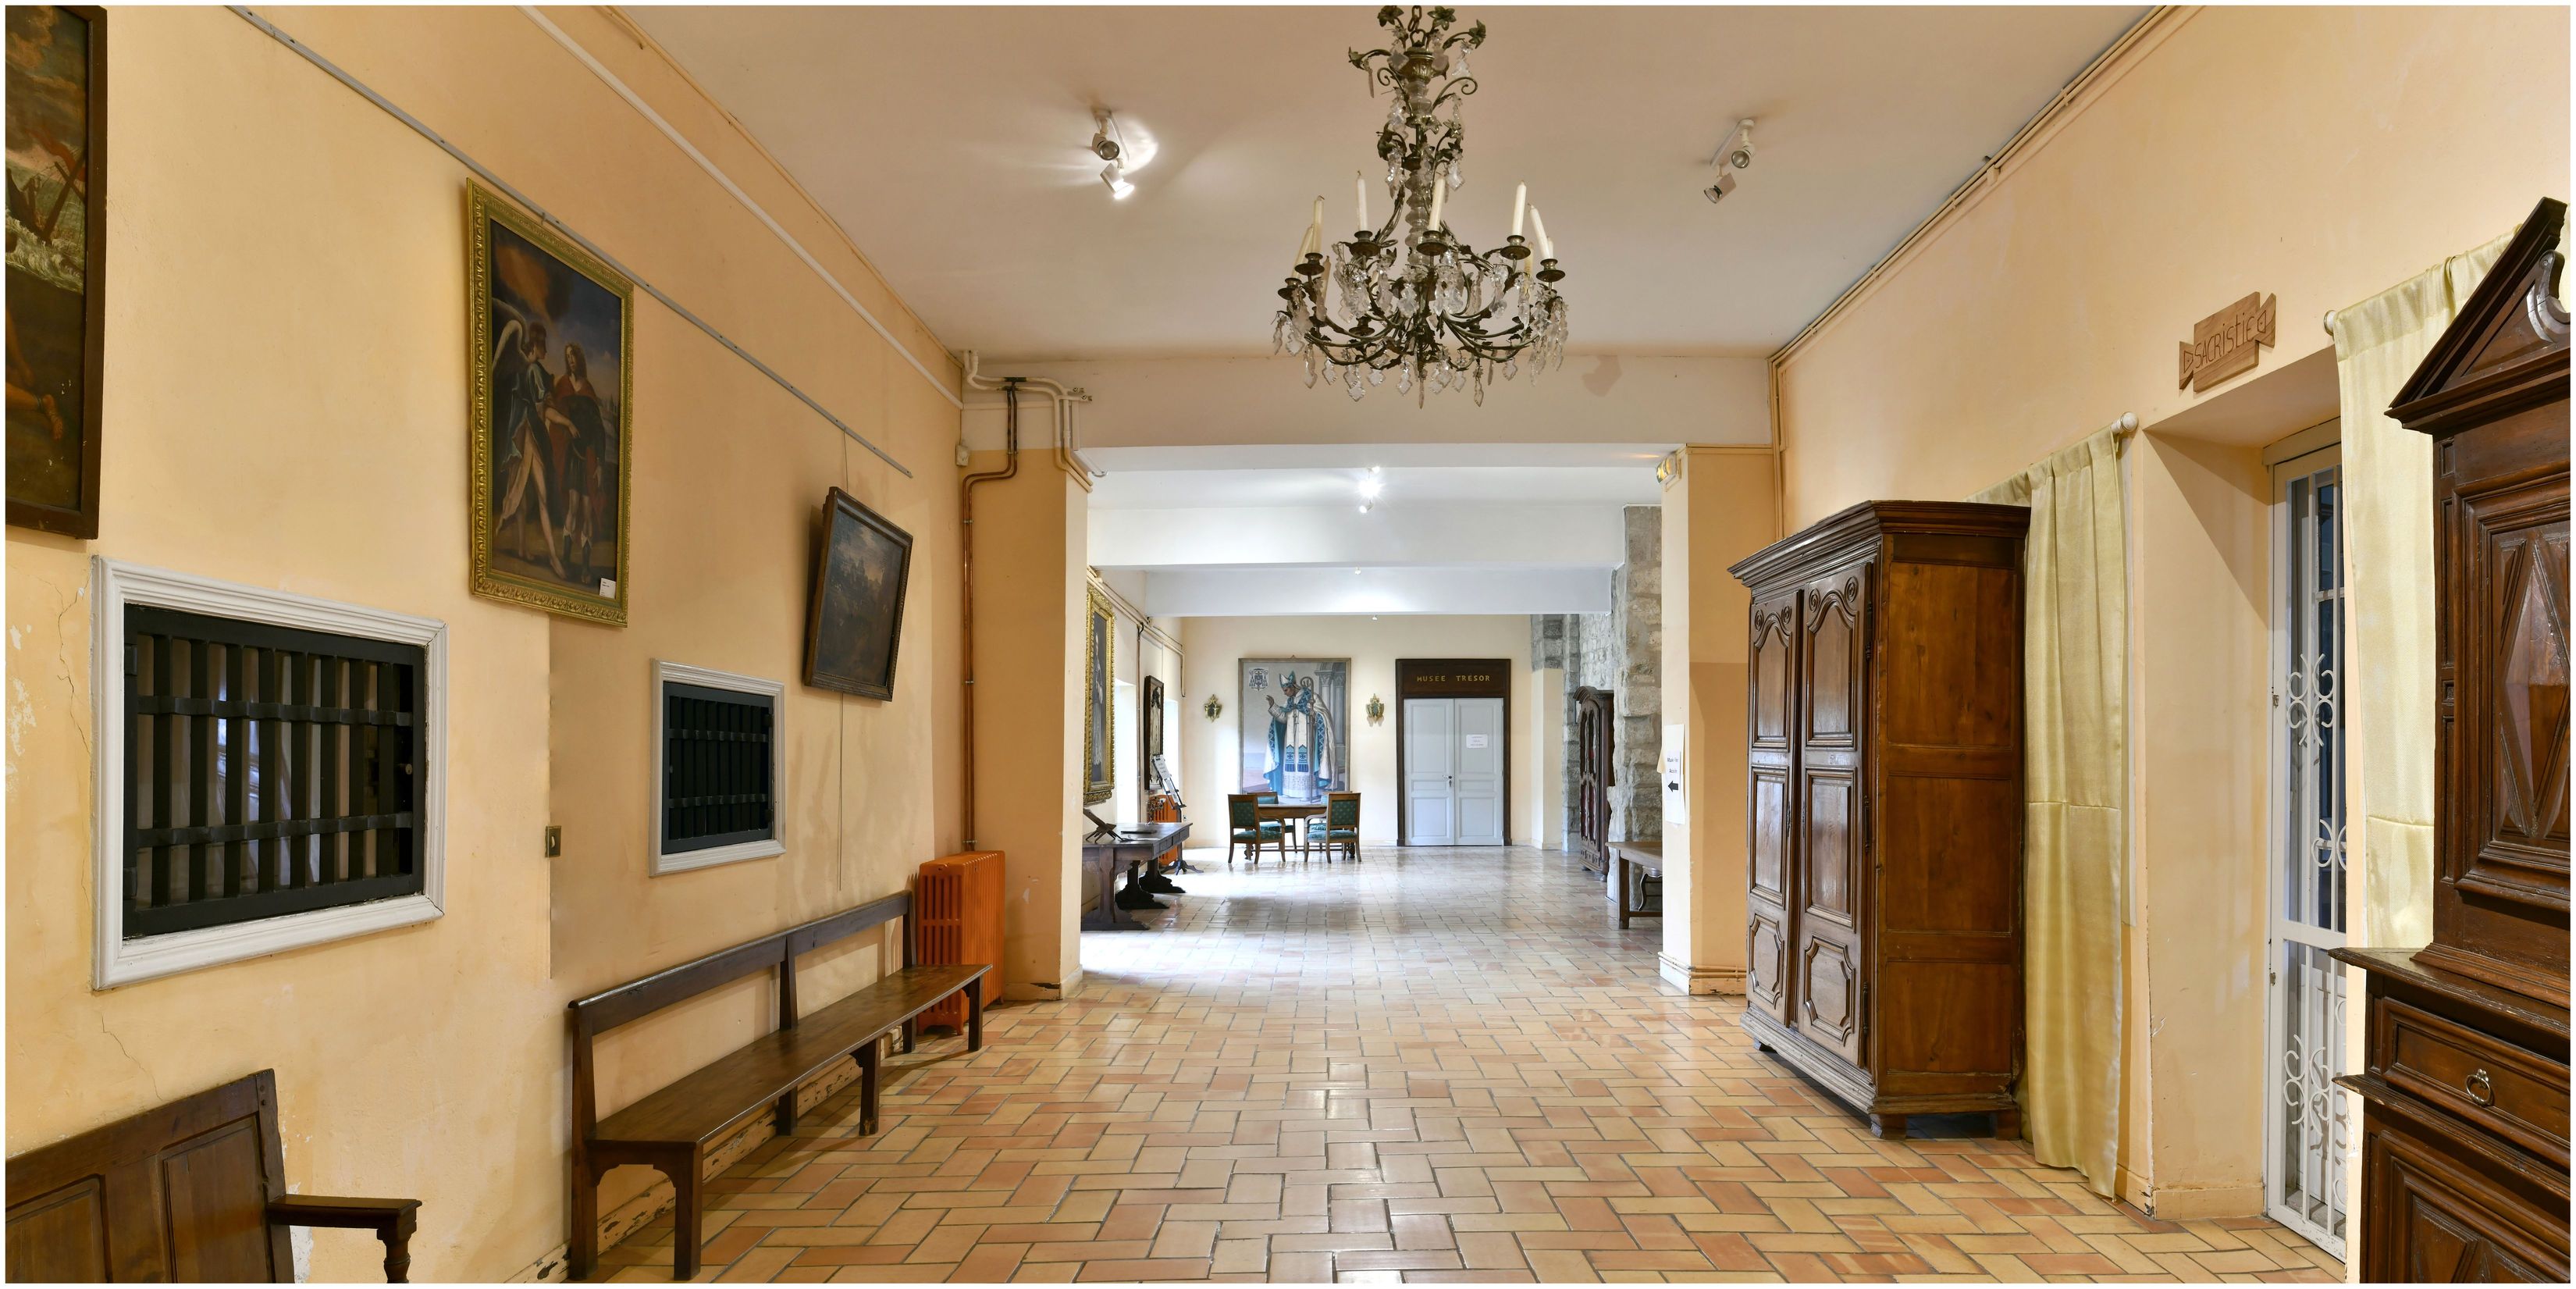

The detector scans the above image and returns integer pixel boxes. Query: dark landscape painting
[5,5,103,537]
[468,184,632,623]
[804,488,913,700]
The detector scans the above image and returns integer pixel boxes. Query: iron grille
[660,682,775,853]
[122,605,424,939]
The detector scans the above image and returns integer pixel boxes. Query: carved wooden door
[1574,686,1614,874]
[1794,563,1871,1066]
[1745,590,1799,1024]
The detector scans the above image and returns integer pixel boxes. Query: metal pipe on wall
[957,383,1022,849]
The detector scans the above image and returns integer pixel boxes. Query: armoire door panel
[1797,935,1864,1065]
[2468,502,2570,902]
[2367,1117,2568,1283]
[1747,908,1789,1021]
[1751,595,1799,751]
[1875,962,2019,1077]
[1880,561,2019,752]
[1749,767,1791,904]
[1877,773,2019,937]
[1802,571,1869,750]
[1801,770,1858,927]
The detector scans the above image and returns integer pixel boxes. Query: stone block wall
[1538,504,1663,853]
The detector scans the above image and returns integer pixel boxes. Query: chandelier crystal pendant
[1273,5,1569,405]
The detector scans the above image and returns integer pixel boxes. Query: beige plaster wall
[4,6,965,1280]
[959,454,1087,998]
[1657,448,1781,995]
[1176,615,1534,849]
[1768,1,2567,1215]
[1777,5,2570,518]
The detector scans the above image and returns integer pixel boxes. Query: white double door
[1404,697,1504,846]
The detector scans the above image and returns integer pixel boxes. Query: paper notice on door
[1463,734,1489,748]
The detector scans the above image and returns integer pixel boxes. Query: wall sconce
[1203,694,1224,721]
[1366,696,1386,725]
[1656,450,1683,486]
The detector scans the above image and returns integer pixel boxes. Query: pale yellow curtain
[2330,216,2564,944]
[1971,426,2129,1196]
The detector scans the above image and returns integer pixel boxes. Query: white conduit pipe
[962,354,1103,481]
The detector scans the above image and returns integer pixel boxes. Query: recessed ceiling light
[1357,475,1383,500]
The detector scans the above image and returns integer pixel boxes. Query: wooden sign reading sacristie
[2179,291,2277,392]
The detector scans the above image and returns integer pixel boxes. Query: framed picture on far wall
[5,5,106,539]
[1240,658,1350,803]
[803,487,913,700]
[466,182,633,625]
[1082,586,1115,806]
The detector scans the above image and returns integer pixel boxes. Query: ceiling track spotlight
[1704,117,1755,205]
[1092,108,1134,198]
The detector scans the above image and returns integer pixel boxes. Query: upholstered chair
[1227,792,1285,865]
[1314,792,1361,862]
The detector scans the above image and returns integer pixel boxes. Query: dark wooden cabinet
[1729,500,2029,1138]
[2336,196,2571,1284]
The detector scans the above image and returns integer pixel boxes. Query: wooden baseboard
[1659,954,1745,995]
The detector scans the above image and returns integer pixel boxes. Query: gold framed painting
[5,5,106,539]
[1082,585,1115,806]
[466,182,633,625]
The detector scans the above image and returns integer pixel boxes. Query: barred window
[651,661,785,874]
[121,607,425,939]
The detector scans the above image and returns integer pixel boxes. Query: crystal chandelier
[1274,5,1569,404]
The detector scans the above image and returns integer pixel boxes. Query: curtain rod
[228,5,916,477]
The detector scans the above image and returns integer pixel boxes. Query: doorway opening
[1395,658,1510,845]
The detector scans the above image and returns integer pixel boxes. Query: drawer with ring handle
[2377,996,2567,1166]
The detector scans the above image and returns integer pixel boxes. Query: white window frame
[91,557,448,989]
[2260,427,2350,1257]
[648,660,786,875]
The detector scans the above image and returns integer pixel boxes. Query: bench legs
[656,1149,704,1280]
[570,1152,600,1281]
[901,1017,916,1054]
[858,1039,881,1136]
[966,984,984,1052]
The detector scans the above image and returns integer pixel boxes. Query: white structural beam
[1139,565,1611,617]
[962,354,1771,450]
[1090,502,1626,570]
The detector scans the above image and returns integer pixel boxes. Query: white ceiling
[632,5,2142,360]
[1087,441,1665,510]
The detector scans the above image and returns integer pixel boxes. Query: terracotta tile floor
[593,846,2345,1284]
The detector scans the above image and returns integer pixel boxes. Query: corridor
[591,849,2344,1283]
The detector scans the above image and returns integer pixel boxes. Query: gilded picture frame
[5,5,107,539]
[465,182,635,625]
[1082,585,1115,806]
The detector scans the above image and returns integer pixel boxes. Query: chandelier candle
[1272,4,1571,404]
[1530,206,1551,260]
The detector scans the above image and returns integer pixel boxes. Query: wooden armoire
[2333,197,2571,1282]
[1728,501,2029,1139]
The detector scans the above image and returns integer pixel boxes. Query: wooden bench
[5,1068,419,1282]
[1611,839,1663,928]
[567,892,988,1280]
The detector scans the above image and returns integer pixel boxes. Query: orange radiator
[916,850,1004,1030]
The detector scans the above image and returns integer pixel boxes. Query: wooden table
[1611,839,1663,928]
[1082,821,1190,931]
[1256,801,1326,860]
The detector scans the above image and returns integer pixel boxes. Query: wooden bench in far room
[1611,838,1663,928]
[5,1068,420,1282]
[567,892,988,1280]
